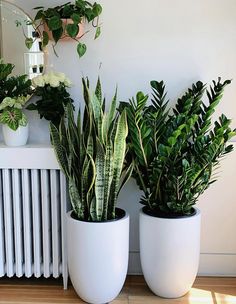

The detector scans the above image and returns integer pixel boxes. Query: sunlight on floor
[215,293,236,304]
[187,288,236,304]
[188,288,215,303]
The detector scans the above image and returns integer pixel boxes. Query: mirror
[0,0,44,78]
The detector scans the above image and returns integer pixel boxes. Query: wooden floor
[0,276,236,303]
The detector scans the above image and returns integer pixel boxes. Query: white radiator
[0,145,68,288]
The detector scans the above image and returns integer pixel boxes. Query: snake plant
[121,78,236,217]
[50,78,131,221]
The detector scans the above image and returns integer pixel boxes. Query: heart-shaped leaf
[48,16,62,30]
[77,43,87,58]
[71,13,81,24]
[93,4,102,16]
[63,5,73,17]
[52,27,63,43]
[25,37,34,49]
[66,24,79,38]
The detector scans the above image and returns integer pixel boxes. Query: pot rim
[67,207,129,225]
[140,206,200,220]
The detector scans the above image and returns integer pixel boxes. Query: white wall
[10,0,236,275]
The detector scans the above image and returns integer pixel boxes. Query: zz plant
[50,78,132,221]
[121,78,236,217]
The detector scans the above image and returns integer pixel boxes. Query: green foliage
[50,78,130,221]
[28,84,73,128]
[0,59,14,81]
[0,59,32,104]
[27,72,73,128]
[29,1,102,58]
[122,78,236,217]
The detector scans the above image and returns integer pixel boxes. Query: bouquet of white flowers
[31,71,72,88]
[28,71,73,127]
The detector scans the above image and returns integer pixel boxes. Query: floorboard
[0,276,236,303]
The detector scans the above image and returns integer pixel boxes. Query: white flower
[32,75,45,87]
[54,72,66,83]
[43,73,51,85]
[35,70,71,88]
[64,77,72,87]
[49,77,60,88]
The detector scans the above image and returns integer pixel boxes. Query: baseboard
[128,252,142,275]
[128,252,236,276]
[199,253,236,276]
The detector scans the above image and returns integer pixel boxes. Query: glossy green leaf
[77,42,87,57]
[52,27,63,43]
[48,16,62,30]
[93,3,102,16]
[71,13,81,24]
[25,37,33,49]
[66,23,79,38]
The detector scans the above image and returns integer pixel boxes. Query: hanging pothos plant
[20,0,102,58]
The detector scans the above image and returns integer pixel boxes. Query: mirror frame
[0,0,46,74]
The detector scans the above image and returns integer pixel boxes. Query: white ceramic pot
[2,124,29,147]
[140,207,201,298]
[67,208,129,304]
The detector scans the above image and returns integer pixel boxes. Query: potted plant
[50,78,132,304]
[120,78,236,298]
[0,59,32,146]
[32,64,37,73]
[25,1,102,58]
[27,71,73,128]
[39,64,44,73]
[0,95,31,146]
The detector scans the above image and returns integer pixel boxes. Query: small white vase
[140,207,201,298]
[67,208,129,304]
[2,124,29,147]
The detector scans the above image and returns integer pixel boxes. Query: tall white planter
[2,124,29,147]
[140,207,201,298]
[67,208,129,304]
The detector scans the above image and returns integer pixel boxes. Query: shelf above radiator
[0,144,60,169]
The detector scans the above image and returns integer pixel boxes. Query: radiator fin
[12,169,23,277]
[3,169,14,277]
[0,168,67,286]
